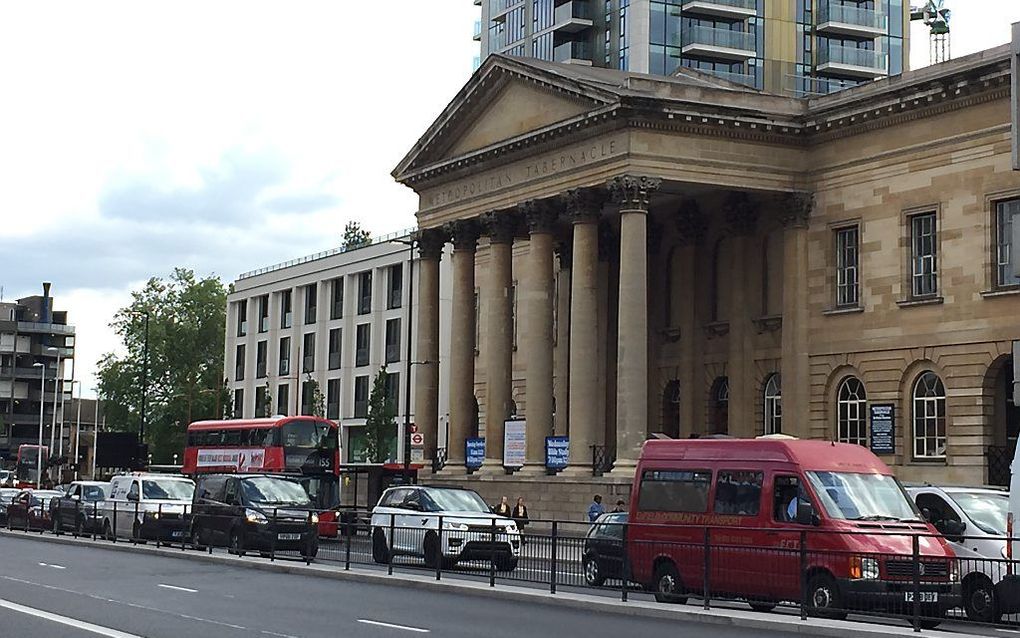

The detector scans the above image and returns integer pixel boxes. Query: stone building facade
[393,49,1020,516]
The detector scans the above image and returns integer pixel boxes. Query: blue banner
[545,436,569,470]
[466,437,485,469]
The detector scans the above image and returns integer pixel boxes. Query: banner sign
[869,404,895,455]
[197,448,266,472]
[545,436,569,470]
[466,438,485,469]
[503,420,526,468]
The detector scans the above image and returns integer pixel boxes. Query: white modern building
[225,230,452,465]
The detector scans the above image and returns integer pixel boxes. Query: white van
[101,473,194,542]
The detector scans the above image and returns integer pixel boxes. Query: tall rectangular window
[384,371,400,413]
[280,290,293,328]
[233,388,243,419]
[328,328,342,370]
[235,344,245,381]
[996,199,1020,287]
[354,375,369,418]
[236,300,247,337]
[910,212,938,297]
[358,272,372,315]
[278,336,291,375]
[257,295,269,332]
[327,378,341,420]
[256,340,267,378]
[356,324,370,367]
[255,385,269,418]
[302,333,315,373]
[301,381,314,416]
[387,264,403,309]
[277,383,289,416]
[304,284,317,324]
[385,318,401,364]
[835,226,859,307]
[330,277,344,319]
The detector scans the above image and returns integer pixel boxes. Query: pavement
[0,529,1010,638]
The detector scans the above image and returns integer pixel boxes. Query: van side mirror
[796,501,820,527]
[127,492,139,502]
[938,519,966,540]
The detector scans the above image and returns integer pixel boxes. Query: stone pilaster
[480,211,517,470]
[673,200,706,437]
[444,219,480,469]
[724,192,758,438]
[608,175,661,472]
[413,228,445,467]
[779,192,813,438]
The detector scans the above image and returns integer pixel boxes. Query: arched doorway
[661,380,680,439]
[988,356,1020,486]
[710,377,729,435]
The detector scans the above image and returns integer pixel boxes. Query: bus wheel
[653,562,687,605]
[807,573,847,620]
[372,528,390,564]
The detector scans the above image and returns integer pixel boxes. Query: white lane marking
[38,562,66,569]
[357,619,430,633]
[0,597,144,638]
[157,584,198,593]
[261,631,299,638]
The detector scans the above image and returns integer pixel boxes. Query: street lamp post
[50,347,61,456]
[32,362,45,487]
[73,380,82,481]
[139,311,149,443]
[390,237,416,473]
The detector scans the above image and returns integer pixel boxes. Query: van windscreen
[806,471,919,522]
[638,470,711,513]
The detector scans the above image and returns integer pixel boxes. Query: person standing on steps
[587,494,605,522]
[512,497,529,544]
[494,495,512,517]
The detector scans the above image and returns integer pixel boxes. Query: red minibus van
[628,439,960,626]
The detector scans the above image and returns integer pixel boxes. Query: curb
[1,530,972,638]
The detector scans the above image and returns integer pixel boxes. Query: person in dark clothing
[612,499,626,513]
[494,495,512,517]
[512,497,529,544]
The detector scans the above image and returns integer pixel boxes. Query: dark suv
[190,474,318,559]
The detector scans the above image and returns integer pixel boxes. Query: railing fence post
[436,515,443,581]
[387,513,395,576]
[344,512,352,571]
[489,517,497,588]
[620,521,629,602]
[550,521,558,595]
[703,527,711,610]
[912,533,921,633]
[800,529,808,621]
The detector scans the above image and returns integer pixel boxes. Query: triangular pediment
[393,56,620,181]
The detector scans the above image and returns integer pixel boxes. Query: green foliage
[364,366,396,464]
[305,374,326,418]
[96,268,228,463]
[341,221,371,251]
[258,383,273,418]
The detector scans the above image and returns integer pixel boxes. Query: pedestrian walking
[512,497,529,544]
[612,499,626,513]
[587,494,605,522]
[494,495,512,517]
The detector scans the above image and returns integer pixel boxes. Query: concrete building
[0,283,75,460]
[225,232,453,465]
[393,46,1020,516]
[475,0,911,95]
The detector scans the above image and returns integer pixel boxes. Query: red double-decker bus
[182,416,340,536]
[15,444,48,488]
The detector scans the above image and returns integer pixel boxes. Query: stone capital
[608,175,661,210]
[563,187,606,224]
[777,191,814,230]
[445,218,481,251]
[724,191,759,237]
[518,199,559,235]
[480,210,519,244]
[414,228,447,260]
[674,199,708,246]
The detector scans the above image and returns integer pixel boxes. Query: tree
[341,221,371,251]
[258,382,273,418]
[304,374,326,418]
[364,366,397,464]
[96,269,228,463]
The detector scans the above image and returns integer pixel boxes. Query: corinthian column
[413,228,445,469]
[481,210,516,470]
[780,192,813,439]
[443,219,480,469]
[724,192,759,439]
[609,175,661,473]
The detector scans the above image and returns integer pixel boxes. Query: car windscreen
[422,488,491,513]
[31,491,64,506]
[806,471,919,522]
[141,480,195,501]
[949,492,1008,535]
[281,420,338,451]
[0,489,18,503]
[82,485,108,501]
[241,477,311,506]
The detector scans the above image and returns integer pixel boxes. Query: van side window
[773,476,810,523]
[638,470,711,513]
[914,493,960,526]
[127,482,140,501]
[713,471,763,516]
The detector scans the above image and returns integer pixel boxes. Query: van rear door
[711,470,768,600]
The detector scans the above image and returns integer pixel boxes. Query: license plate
[904,591,938,603]
[171,531,185,538]
[278,533,301,541]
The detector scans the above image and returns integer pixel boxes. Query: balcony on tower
[681,0,757,20]
[816,2,887,38]
[682,25,755,62]
[552,1,594,34]
[473,20,482,42]
[817,44,888,79]
[554,39,593,65]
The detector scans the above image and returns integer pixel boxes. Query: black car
[0,488,20,524]
[583,512,628,587]
[50,481,110,534]
[190,474,318,559]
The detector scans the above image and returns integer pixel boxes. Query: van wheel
[963,576,999,623]
[583,555,605,587]
[229,529,246,556]
[423,533,441,569]
[653,562,688,604]
[807,573,847,620]
[494,555,518,572]
[372,528,391,564]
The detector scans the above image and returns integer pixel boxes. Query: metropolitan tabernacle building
[393,44,1020,512]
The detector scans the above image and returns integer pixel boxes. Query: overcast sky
[2,1,1017,398]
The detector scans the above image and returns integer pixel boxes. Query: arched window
[763,374,782,435]
[711,377,729,435]
[836,377,867,446]
[913,372,947,459]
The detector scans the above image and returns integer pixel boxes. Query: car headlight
[310,513,319,524]
[144,511,160,520]
[245,509,268,524]
[849,556,879,580]
[443,521,469,531]
[950,560,960,583]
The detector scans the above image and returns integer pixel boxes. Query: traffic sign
[410,432,424,447]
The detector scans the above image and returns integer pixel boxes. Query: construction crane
[910,0,951,65]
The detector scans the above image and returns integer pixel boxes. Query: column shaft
[614,209,649,466]
[724,192,758,439]
[484,238,513,466]
[781,193,813,438]
[446,223,479,467]
[523,229,555,468]
[413,232,443,466]
[567,220,599,470]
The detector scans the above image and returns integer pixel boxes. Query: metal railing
[684,25,755,53]
[817,2,887,31]
[554,0,592,24]
[591,445,614,476]
[818,45,887,71]
[987,445,1012,487]
[433,447,448,473]
[16,321,76,335]
[682,0,756,11]
[553,40,592,63]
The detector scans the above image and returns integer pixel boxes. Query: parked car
[0,470,15,487]
[190,473,319,559]
[101,473,194,542]
[370,485,520,571]
[583,512,628,587]
[627,439,959,629]
[906,485,1019,623]
[6,489,64,531]
[50,481,111,534]
[0,487,22,524]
